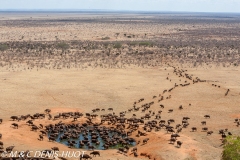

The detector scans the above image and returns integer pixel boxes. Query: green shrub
[129,41,138,46]
[0,44,8,51]
[139,41,153,46]
[222,136,240,160]
[56,42,69,50]
[102,42,110,49]
[113,43,122,49]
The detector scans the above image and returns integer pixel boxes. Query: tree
[222,136,240,160]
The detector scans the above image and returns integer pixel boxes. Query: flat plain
[0,12,240,160]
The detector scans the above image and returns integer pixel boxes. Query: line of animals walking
[0,65,236,160]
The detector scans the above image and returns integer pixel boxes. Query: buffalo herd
[0,66,238,160]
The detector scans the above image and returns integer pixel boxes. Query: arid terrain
[0,12,240,160]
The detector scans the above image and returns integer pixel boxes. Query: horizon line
[0,9,240,14]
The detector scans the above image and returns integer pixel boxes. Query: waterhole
[48,126,136,150]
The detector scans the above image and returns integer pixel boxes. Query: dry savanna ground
[0,12,240,160]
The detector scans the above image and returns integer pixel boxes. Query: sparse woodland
[0,38,239,71]
[0,15,240,71]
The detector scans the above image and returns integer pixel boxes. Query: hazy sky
[0,0,240,13]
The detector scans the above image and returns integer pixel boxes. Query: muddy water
[48,126,136,150]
